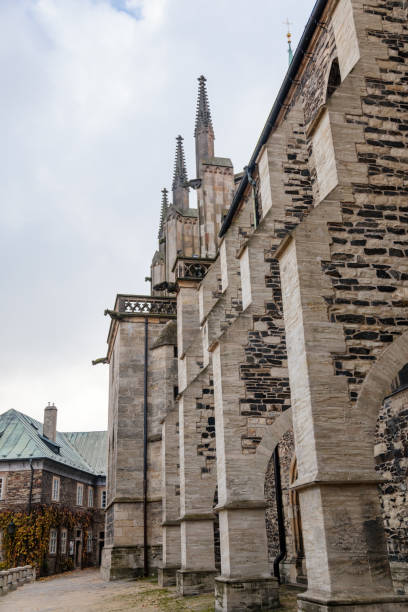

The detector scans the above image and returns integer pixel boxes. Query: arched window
[326,58,341,100]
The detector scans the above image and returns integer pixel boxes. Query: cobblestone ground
[0,568,301,611]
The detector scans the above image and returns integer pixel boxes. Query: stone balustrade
[0,565,35,595]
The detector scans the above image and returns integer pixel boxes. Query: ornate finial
[283,19,294,65]
[158,188,169,238]
[172,136,188,191]
[195,75,214,137]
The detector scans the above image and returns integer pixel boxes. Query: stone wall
[0,468,42,509]
[376,386,408,594]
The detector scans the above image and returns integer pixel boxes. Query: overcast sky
[0,0,315,432]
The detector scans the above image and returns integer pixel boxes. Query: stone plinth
[100,543,162,581]
[297,593,408,611]
[158,565,180,587]
[176,568,217,596]
[215,576,279,612]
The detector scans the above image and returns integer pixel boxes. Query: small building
[0,404,107,575]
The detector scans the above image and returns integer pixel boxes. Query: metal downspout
[143,316,149,577]
[28,458,34,514]
[273,446,286,583]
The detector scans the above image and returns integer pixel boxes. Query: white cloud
[0,0,315,430]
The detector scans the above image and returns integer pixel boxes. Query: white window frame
[60,528,67,554]
[0,478,4,501]
[101,490,107,509]
[87,531,92,553]
[88,487,94,508]
[76,483,84,506]
[49,528,57,555]
[52,476,60,502]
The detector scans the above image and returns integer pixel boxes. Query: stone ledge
[158,565,180,587]
[215,575,277,584]
[213,499,268,513]
[179,512,215,522]
[177,569,217,596]
[291,472,385,491]
[215,575,279,612]
[298,591,408,610]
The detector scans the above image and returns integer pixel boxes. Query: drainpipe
[28,459,34,514]
[273,446,286,583]
[143,316,149,577]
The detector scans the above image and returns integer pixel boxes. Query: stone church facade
[99,0,408,609]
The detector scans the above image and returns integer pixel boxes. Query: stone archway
[363,333,408,596]
[356,330,408,457]
[254,407,293,477]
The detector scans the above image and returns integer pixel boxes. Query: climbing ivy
[0,505,93,574]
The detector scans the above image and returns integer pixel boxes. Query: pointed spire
[172,136,189,210]
[195,75,214,137]
[158,188,169,238]
[194,76,215,175]
[172,136,188,190]
[284,19,294,65]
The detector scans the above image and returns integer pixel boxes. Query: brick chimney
[43,403,57,442]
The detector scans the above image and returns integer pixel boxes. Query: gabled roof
[0,409,107,477]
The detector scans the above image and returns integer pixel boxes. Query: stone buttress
[101,295,177,580]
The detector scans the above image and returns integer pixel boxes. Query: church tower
[194,76,234,259]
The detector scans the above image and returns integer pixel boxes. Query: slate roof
[0,409,107,477]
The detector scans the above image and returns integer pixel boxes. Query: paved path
[0,568,300,611]
[0,569,214,612]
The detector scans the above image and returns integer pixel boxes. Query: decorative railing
[176,257,214,281]
[117,295,177,317]
[0,565,35,594]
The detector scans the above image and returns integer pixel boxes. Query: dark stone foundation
[297,592,408,611]
[176,569,217,596]
[158,565,180,587]
[214,575,280,611]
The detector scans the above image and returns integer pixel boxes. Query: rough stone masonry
[99,1,408,610]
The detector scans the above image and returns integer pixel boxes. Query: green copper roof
[0,409,107,476]
[64,431,107,476]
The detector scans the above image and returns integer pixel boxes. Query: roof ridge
[0,409,101,475]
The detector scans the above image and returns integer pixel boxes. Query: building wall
[104,0,408,600]
[0,467,42,509]
[103,316,176,579]
[376,387,408,594]
[0,464,106,576]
